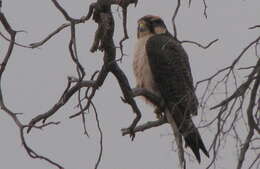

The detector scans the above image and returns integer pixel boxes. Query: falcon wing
[146,33,208,162]
[146,33,198,116]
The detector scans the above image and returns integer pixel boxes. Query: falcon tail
[183,129,209,163]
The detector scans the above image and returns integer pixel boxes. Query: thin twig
[181,39,218,49]
[30,23,70,48]
[172,0,181,38]
[249,25,260,30]
[91,102,103,169]
[0,31,31,48]
[202,0,208,18]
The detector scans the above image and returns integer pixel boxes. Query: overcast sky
[0,0,259,169]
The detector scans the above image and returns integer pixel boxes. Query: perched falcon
[133,15,209,163]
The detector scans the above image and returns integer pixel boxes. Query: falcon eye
[139,23,145,28]
[138,23,146,32]
[140,23,144,26]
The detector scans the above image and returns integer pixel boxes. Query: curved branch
[27,80,96,133]
[30,23,70,48]
[181,38,218,49]
[0,10,64,169]
[172,0,181,38]
[202,0,208,18]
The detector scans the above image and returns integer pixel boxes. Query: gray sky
[0,0,259,169]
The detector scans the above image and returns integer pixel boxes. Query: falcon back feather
[146,33,209,162]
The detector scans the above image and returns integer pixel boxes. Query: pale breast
[133,35,161,103]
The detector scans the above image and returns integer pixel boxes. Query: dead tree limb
[27,0,141,138]
[0,7,64,169]
[236,65,259,169]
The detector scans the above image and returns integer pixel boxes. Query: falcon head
[137,15,168,38]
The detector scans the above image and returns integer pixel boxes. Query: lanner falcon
[133,15,209,163]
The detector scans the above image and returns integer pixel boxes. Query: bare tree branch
[90,101,103,169]
[188,0,208,18]
[122,87,167,135]
[172,0,181,39]
[249,25,260,30]
[27,79,96,132]
[0,9,64,169]
[235,67,260,168]
[211,59,260,110]
[0,31,31,48]
[50,0,75,22]
[121,118,167,135]
[30,23,71,48]
[195,24,260,168]
[2,0,259,168]
[202,0,208,18]
[181,38,219,49]
[248,154,260,169]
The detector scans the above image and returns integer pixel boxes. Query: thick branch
[88,0,141,139]
[121,88,168,135]
[121,118,166,135]
[122,87,186,168]
[246,67,260,133]
[236,126,254,169]
[110,63,141,138]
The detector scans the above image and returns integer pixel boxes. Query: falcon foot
[154,107,164,119]
[127,126,136,141]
